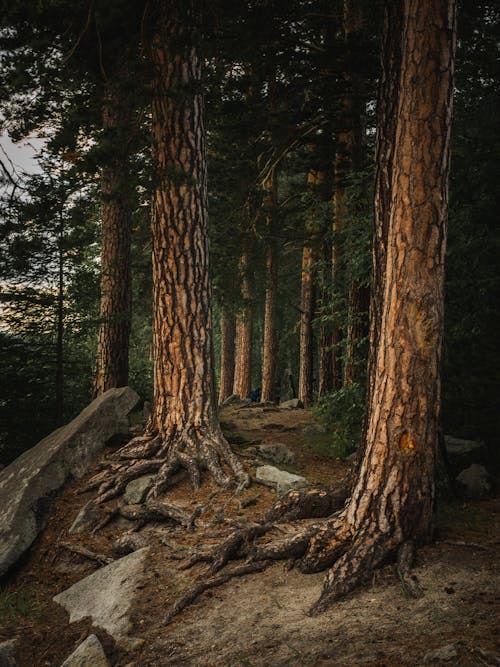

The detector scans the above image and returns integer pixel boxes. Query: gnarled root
[83,427,249,504]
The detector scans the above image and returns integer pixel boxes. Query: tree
[176,0,457,616]
[93,1,248,501]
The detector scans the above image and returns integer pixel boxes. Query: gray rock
[256,443,296,466]
[60,635,109,667]
[279,398,304,409]
[54,547,149,650]
[0,639,17,667]
[221,394,244,406]
[0,387,139,578]
[113,532,149,556]
[255,465,309,495]
[424,643,459,662]
[68,501,103,536]
[444,435,486,470]
[302,424,327,435]
[124,475,154,505]
[455,464,492,499]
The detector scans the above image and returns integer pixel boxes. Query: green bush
[313,383,365,458]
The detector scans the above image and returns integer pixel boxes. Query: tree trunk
[218,306,236,404]
[93,80,132,397]
[343,281,369,385]
[304,0,456,611]
[298,243,316,406]
[233,255,253,399]
[261,172,278,403]
[55,212,64,424]
[94,2,247,501]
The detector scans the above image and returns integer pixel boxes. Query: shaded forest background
[0,0,499,467]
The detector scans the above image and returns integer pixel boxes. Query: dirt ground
[1,404,499,667]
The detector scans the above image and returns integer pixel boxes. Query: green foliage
[313,383,365,457]
[0,585,44,627]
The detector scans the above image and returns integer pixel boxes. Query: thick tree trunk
[233,256,253,399]
[261,172,278,403]
[306,0,456,611]
[298,244,316,406]
[93,81,132,397]
[94,2,247,501]
[218,306,236,404]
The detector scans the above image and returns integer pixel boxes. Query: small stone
[113,532,149,555]
[256,443,296,466]
[60,635,109,667]
[0,639,17,667]
[68,501,103,535]
[124,475,154,505]
[279,398,304,409]
[424,643,459,662]
[221,394,244,406]
[455,464,492,499]
[255,465,309,495]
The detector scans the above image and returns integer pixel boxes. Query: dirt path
[1,404,499,666]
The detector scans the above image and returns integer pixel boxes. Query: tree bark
[261,171,278,403]
[94,2,248,501]
[306,0,456,611]
[233,255,253,399]
[218,306,236,404]
[93,80,132,397]
[298,243,316,407]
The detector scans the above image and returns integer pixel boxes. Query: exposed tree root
[164,560,271,625]
[86,427,249,504]
[60,542,114,566]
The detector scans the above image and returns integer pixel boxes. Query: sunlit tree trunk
[298,243,316,407]
[303,0,456,611]
[93,81,132,397]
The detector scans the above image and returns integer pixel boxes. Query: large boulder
[444,435,487,471]
[279,398,304,409]
[455,464,492,499]
[60,635,109,667]
[54,548,150,650]
[0,387,139,577]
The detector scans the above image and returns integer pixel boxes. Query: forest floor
[1,404,499,667]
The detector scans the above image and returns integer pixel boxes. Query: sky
[0,129,44,177]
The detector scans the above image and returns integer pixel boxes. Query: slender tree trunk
[55,215,64,424]
[218,306,236,404]
[93,80,132,397]
[233,255,253,399]
[343,281,369,385]
[304,0,456,611]
[261,171,278,403]
[298,244,316,406]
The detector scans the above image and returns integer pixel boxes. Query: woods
[1,0,500,657]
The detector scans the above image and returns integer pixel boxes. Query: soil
[1,404,499,667]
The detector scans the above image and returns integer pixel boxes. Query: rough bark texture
[233,255,253,399]
[95,2,248,500]
[93,81,132,397]
[218,307,236,405]
[261,172,278,403]
[178,0,456,617]
[298,243,316,407]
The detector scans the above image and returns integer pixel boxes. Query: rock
[255,465,309,495]
[279,398,303,409]
[0,387,139,578]
[123,475,154,505]
[113,532,149,555]
[302,424,327,435]
[0,639,17,667]
[60,635,109,667]
[68,501,103,536]
[53,546,149,649]
[221,394,244,406]
[455,464,492,499]
[444,435,486,470]
[256,443,296,466]
[424,643,459,662]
